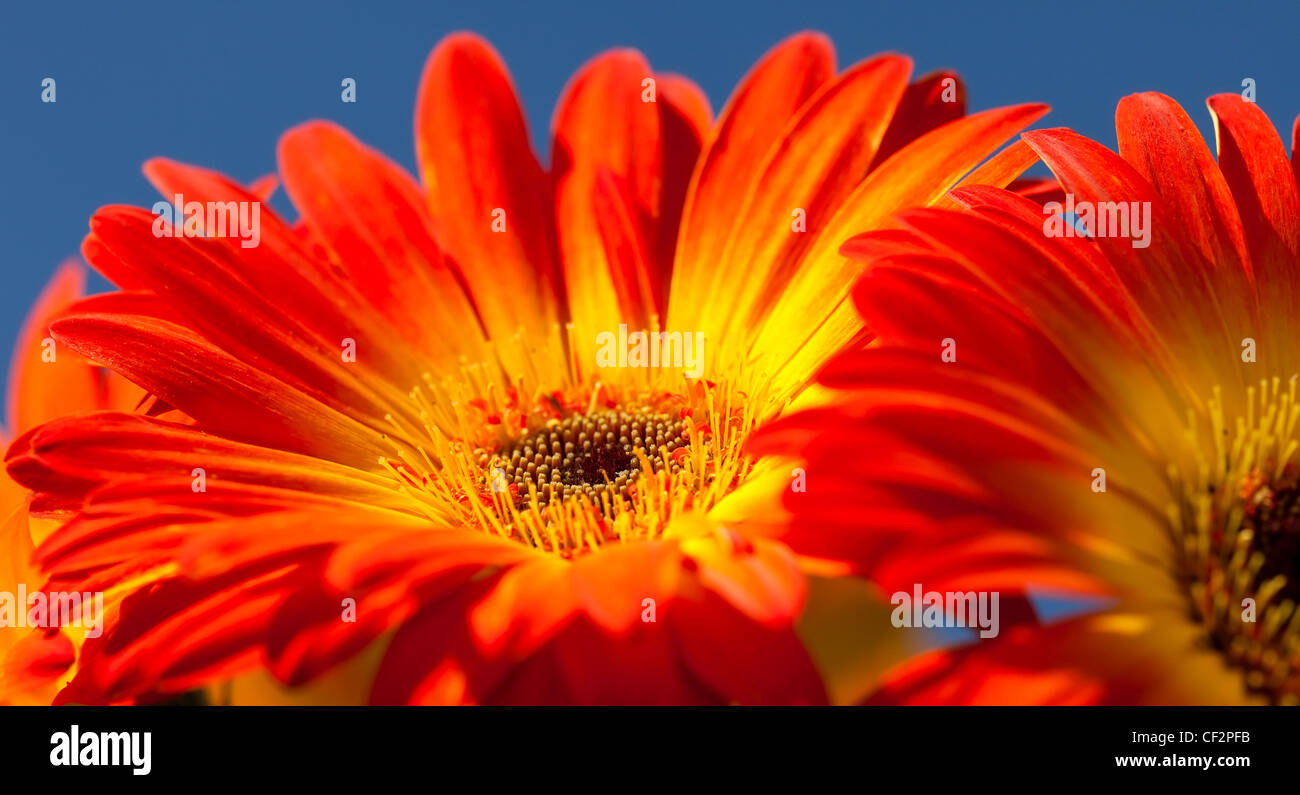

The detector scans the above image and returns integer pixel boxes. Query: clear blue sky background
[2,0,1297,378]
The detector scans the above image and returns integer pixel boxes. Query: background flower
[755,92,1300,704]
[1,261,140,704]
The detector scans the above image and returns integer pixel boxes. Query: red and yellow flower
[6,32,1046,704]
[756,92,1300,704]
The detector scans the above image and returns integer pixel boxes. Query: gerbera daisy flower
[1,262,140,704]
[755,91,1300,704]
[6,31,1046,704]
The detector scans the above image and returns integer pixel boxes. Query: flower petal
[414,32,564,343]
[552,49,665,344]
[667,32,835,331]
[749,104,1050,399]
[5,262,139,436]
[277,121,490,368]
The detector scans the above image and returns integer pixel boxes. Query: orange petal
[1116,93,1252,288]
[414,33,563,343]
[277,121,490,369]
[7,413,406,518]
[749,103,1049,398]
[5,262,137,436]
[668,32,835,329]
[1207,94,1300,341]
[871,70,965,169]
[703,54,913,348]
[1024,128,1244,386]
[46,308,385,468]
[1292,113,1300,190]
[653,73,711,278]
[934,139,1041,210]
[0,500,38,628]
[552,49,664,345]
[79,208,424,437]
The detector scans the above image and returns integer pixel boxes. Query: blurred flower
[1,262,140,704]
[756,92,1300,704]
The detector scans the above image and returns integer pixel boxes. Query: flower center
[1176,376,1300,704]
[371,324,776,560]
[1243,484,1300,604]
[489,409,686,509]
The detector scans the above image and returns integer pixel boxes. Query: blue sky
[2,0,1297,377]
